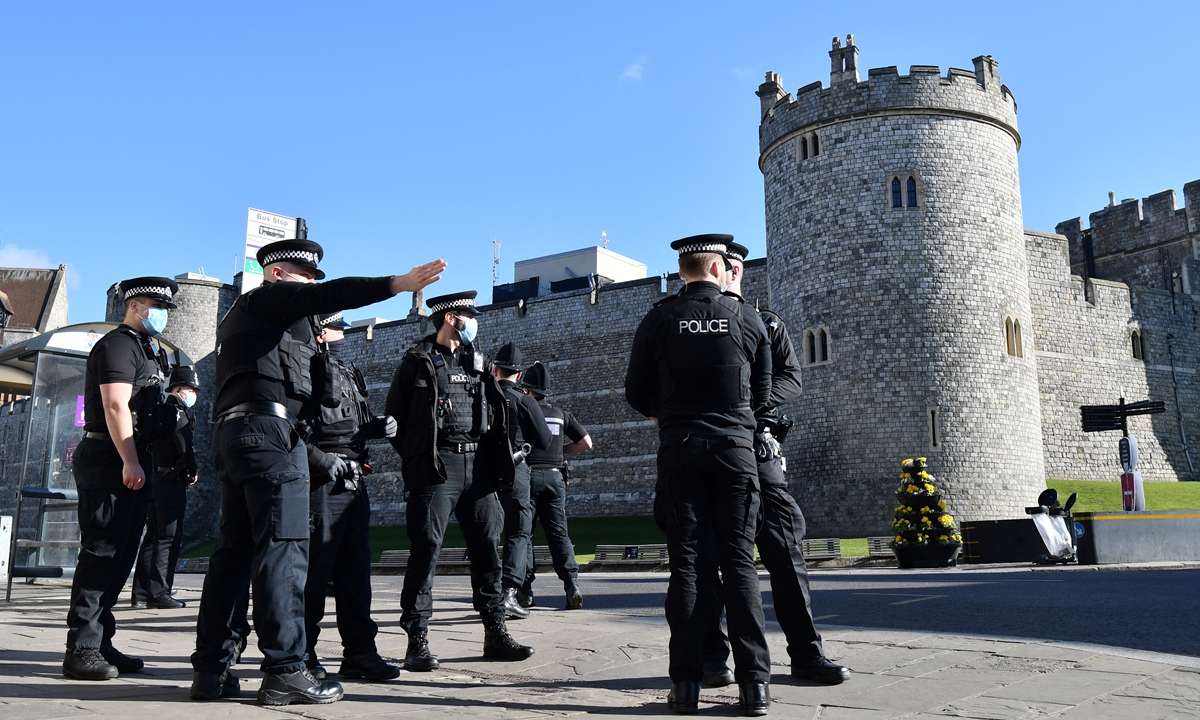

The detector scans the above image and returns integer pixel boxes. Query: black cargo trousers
[698,448,824,668]
[400,448,505,633]
[66,438,153,651]
[305,478,377,660]
[521,467,579,592]
[653,434,770,684]
[192,414,311,675]
[499,461,533,590]
[131,472,187,603]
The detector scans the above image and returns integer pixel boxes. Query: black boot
[62,648,118,681]
[482,615,535,661]
[307,659,327,681]
[738,681,770,716]
[404,629,440,671]
[515,588,535,608]
[147,594,186,609]
[502,588,530,619]
[564,580,583,610]
[666,681,700,714]
[701,659,735,688]
[100,645,144,673]
[190,670,241,700]
[791,656,851,685]
[257,668,344,706]
[339,652,401,681]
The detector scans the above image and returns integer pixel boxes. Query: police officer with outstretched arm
[517,361,592,610]
[492,342,552,620]
[132,365,200,610]
[385,291,535,672]
[625,234,774,717]
[697,241,851,689]
[190,239,444,706]
[64,277,178,681]
[303,312,401,682]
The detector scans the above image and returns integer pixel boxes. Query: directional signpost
[241,208,300,294]
[1079,398,1165,511]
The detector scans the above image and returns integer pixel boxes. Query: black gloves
[315,452,349,487]
[369,415,398,439]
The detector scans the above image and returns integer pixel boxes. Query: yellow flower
[899,473,911,480]
[917,471,931,479]
[939,514,954,527]
[937,500,947,510]
[902,458,914,466]
[918,457,927,463]
[924,483,935,493]
[894,535,903,543]
[920,506,932,514]
[906,484,919,493]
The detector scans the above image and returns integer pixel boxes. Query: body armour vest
[526,403,566,469]
[214,288,318,419]
[313,355,370,453]
[433,349,485,441]
[655,294,751,421]
[121,327,172,443]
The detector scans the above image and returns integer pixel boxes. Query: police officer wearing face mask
[303,312,400,683]
[384,291,534,673]
[516,361,592,611]
[697,242,851,690]
[131,365,200,611]
[625,235,774,717]
[64,277,178,681]
[190,239,445,706]
[492,342,551,620]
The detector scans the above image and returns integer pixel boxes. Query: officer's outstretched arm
[390,260,446,294]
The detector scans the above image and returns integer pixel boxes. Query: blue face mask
[140,305,169,336]
[178,390,197,408]
[456,316,478,344]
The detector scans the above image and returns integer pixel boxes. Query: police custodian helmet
[168,365,201,390]
[521,361,552,395]
[118,277,180,309]
[493,342,523,372]
[256,239,326,280]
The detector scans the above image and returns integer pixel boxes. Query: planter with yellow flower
[890,458,962,568]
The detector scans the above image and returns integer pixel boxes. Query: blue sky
[1,2,1197,324]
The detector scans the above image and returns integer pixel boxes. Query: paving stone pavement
[1,579,1198,719]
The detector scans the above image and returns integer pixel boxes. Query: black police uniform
[385,290,531,667]
[303,312,397,679]
[494,343,552,609]
[66,277,177,679]
[519,362,589,605]
[624,235,773,701]
[132,367,199,608]
[191,241,399,693]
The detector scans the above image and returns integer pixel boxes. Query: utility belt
[438,441,478,454]
[82,430,110,441]
[216,401,299,427]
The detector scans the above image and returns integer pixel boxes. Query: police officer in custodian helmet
[303,312,400,682]
[384,291,535,673]
[624,235,774,716]
[64,277,178,681]
[697,241,851,689]
[190,239,444,706]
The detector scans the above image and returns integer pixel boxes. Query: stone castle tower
[756,36,1046,536]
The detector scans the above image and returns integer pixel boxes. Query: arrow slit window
[928,407,941,450]
[1131,330,1146,360]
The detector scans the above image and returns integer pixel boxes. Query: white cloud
[621,59,644,82]
[0,243,54,269]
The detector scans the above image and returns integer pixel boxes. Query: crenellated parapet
[757,37,1018,167]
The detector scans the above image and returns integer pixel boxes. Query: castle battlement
[757,36,1018,162]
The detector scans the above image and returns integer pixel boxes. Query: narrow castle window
[1131,330,1145,360]
[1013,319,1023,357]
[892,178,902,208]
[1005,318,1015,355]
[907,176,918,207]
[805,330,816,364]
[811,132,820,156]
[817,328,829,362]
[800,137,808,161]
[928,407,941,450]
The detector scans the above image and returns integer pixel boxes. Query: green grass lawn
[1046,479,1200,513]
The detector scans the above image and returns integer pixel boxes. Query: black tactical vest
[214,288,318,418]
[433,349,485,441]
[313,355,369,452]
[655,294,751,419]
[526,403,566,469]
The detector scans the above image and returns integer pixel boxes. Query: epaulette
[721,290,746,303]
[759,308,783,330]
[653,294,681,308]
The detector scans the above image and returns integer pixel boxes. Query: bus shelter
[0,322,191,600]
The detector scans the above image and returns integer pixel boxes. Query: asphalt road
[372,566,1200,659]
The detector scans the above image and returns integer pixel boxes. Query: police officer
[190,239,444,706]
[131,365,200,610]
[517,361,592,611]
[625,234,773,717]
[64,277,178,680]
[303,312,400,682]
[384,291,535,672]
[493,342,551,619]
[697,242,851,688]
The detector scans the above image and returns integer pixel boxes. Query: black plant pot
[890,542,961,569]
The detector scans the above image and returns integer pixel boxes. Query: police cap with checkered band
[725,241,750,263]
[669,233,733,258]
[118,276,180,309]
[426,290,481,316]
[256,239,326,280]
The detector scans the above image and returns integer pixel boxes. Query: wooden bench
[866,536,895,558]
[800,538,842,560]
[590,543,669,566]
[531,545,555,567]
[175,557,210,574]
[372,546,505,575]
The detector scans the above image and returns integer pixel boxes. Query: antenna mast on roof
[601,230,608,250]
[492,238,501,286]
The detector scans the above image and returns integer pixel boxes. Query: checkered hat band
[726,250,745,261]
[677,243,727,255]
[429,298,476,313]
[261,249,320,267]
[320,312,343,327]
[124,286,174,300]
